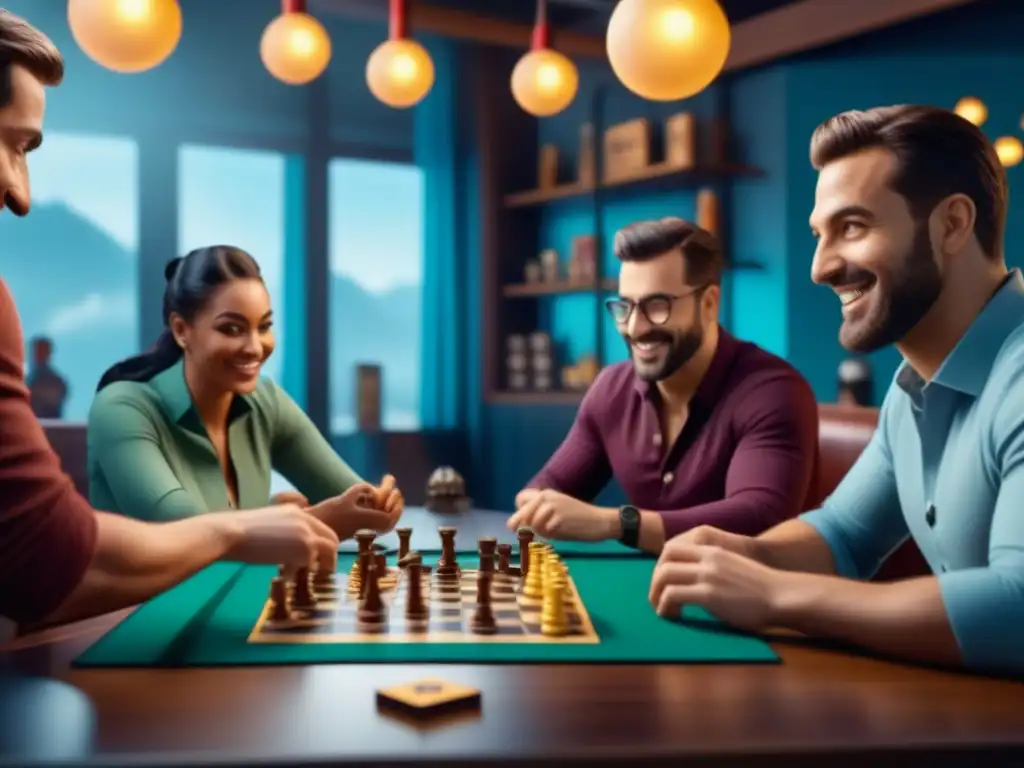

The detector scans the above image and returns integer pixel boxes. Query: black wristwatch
[618,504,641,548]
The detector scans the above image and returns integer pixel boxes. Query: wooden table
[3,508,1024,767]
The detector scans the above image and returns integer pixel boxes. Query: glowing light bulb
[954,96,987,126]
[607,0,730,101]
[67,0,182,73]
[994,136,1023,168]
[366,38,435,108]
[510,48,579,117]
[261,11,332,85]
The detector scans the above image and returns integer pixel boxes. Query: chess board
[247,562,600,645]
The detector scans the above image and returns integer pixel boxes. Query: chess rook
[477,537,497,573]
[436,526,459,579]
[497,544,511,574]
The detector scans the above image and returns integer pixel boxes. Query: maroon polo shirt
[526,330,820,539]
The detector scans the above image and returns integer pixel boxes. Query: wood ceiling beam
[312,0,985,72]
[723,0,984,70]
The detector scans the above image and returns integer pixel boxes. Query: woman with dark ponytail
[87,246,405,540]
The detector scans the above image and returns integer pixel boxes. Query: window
[328,159,424,434]
[0,132,139,421]
[177,144,293,385]
[178,145,303,497]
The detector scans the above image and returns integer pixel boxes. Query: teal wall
[476,0,1024,510]
[3,0,411,149]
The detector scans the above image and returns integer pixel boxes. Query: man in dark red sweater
[509,219,819,553]
[0,10,347,628]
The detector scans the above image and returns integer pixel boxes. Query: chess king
[508,218,819,554]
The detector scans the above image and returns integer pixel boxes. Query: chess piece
[358,550,373,598]
[313,560,333,586]
[269,576,290,621]
[541,574,569,636]
[404,556,429,621]
[517,527,534,578]
[396,527,412,560]
[470,570,497,634]
[357,563,386,629]
[292,567,315,608]
[355,529,376,555]
[497,544,511,574]
[477,537,497,573]
[436,526,459,579]
[520,541,546,601]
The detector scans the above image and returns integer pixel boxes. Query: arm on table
[88,388,204,521]
[267,382,365,503]
[40,510,244,626]
[649,372,820,547]
[519,376,613,502]
[772,384,1024,674]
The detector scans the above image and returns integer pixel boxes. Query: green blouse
[86,359,363,521]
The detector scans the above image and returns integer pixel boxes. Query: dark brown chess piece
[404,555,428,621]
[517,527,535,578]
[269,576,290,621]
[497,544,511,574]
[358,550,372,598]
[470,570,497,634]
[396,527,412,560]
[477,537,497,573]
[375,552,387,580]
[292,567,315,608]
[436,526,459,579]
[313,560,333,586]
[357,563,386,627]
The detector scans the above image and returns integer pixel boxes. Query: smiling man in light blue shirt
[648,104,1024,675]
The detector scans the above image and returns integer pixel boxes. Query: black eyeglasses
[604,285,706,325]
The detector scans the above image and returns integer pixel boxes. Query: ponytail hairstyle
[96,246,262,391]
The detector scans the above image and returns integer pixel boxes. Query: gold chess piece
[540,574,569,636]
[521,541,547,599]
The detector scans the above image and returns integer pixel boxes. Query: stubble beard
[840,223,943,353]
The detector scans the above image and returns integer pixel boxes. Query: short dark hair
[809,105,1007,260]
[0,10,63,108]
[613,217,723,285]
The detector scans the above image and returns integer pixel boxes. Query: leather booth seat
[813,404,929,581]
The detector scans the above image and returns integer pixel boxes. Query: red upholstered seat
[811,404,929,581]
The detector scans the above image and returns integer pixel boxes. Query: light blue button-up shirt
[801,270,1024,674]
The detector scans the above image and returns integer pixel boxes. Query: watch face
[621,505,640,524]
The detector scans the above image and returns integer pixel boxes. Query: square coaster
[376,678,481,716]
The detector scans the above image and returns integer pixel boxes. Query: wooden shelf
[502,279,617,298]
[503,162,762,209]
[487,389,586,405]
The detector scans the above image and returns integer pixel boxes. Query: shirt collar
[633,328,739,410]
[150,357,253,428]
[896,269,1024,398]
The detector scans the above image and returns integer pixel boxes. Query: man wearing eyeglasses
[507,218,819,554]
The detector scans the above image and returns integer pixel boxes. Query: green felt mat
[546,539,653,557]
[74,554,778,668]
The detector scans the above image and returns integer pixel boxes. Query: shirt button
[663,472,674,484]
[925,503,936,527]
[652,433,662,446]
